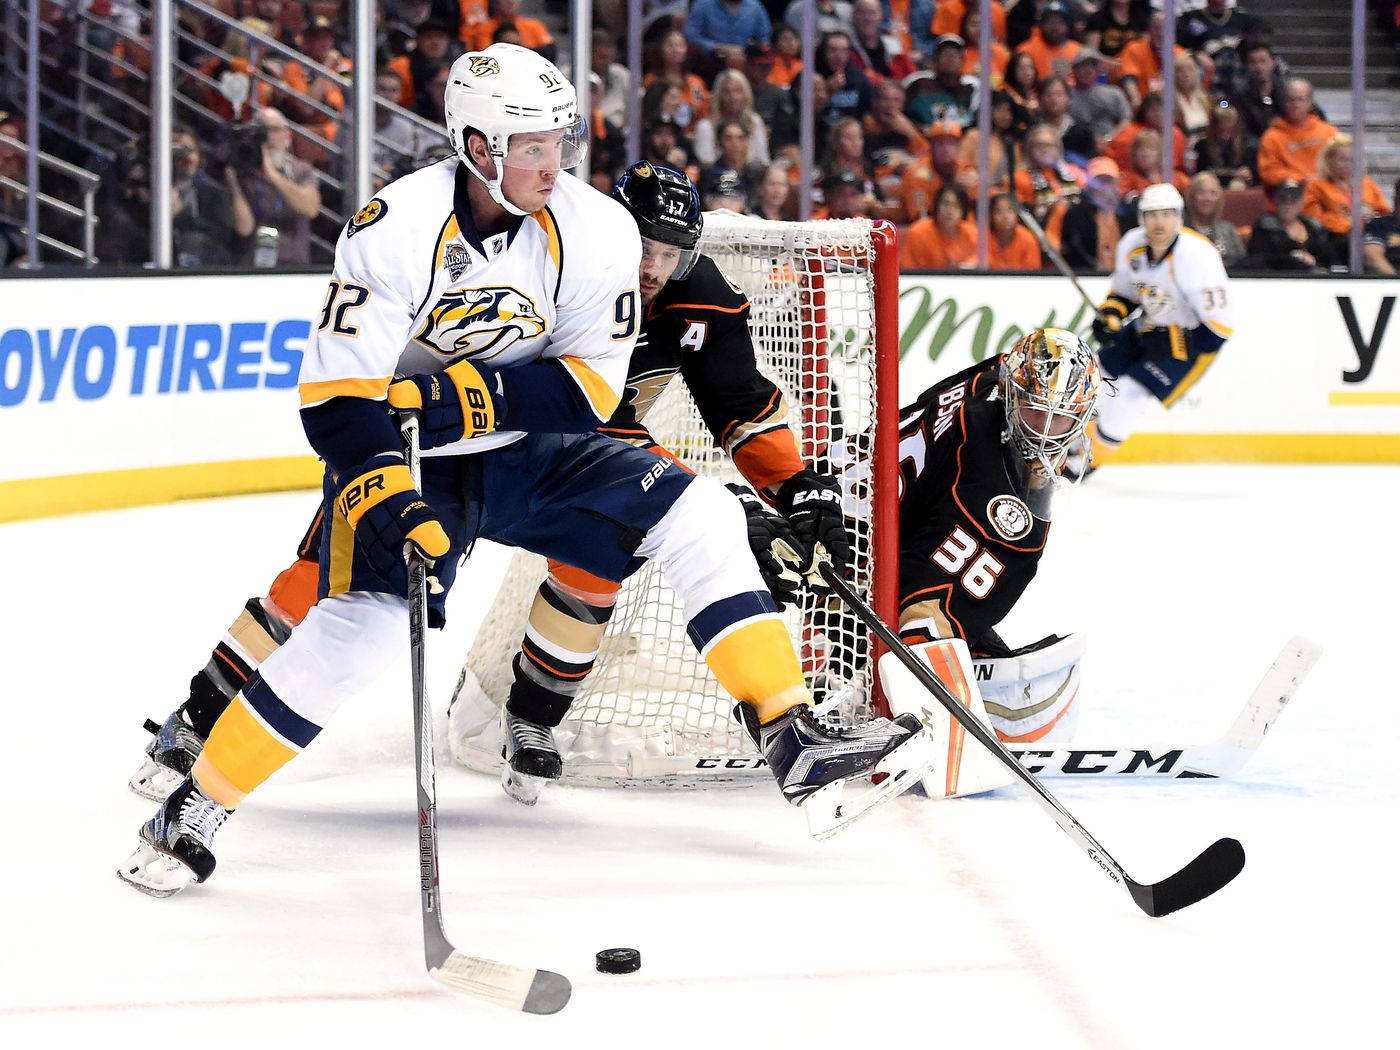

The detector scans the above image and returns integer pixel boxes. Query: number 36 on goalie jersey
[893,357,1049,646]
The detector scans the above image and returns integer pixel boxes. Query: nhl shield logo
[444,243,470,280]
[986,495,1033,542]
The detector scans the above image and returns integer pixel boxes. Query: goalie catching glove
[775,469,853,591]
[725,483,805,607]
[387,359,504,449]
[336,454,450,591]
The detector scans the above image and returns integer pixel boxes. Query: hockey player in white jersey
[118,45,934,896]
[1074,182,1234,476]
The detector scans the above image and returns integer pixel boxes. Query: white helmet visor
[503,116,588,172]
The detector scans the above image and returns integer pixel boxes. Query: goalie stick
[821,562,1245,917]
[1007,636,1321,778]
[401,413,571,1014]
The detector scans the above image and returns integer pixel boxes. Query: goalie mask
[1000,328,1102,478]
[444,44,588,216]
[613,161,703,281]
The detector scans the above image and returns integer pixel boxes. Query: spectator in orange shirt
[1257,78,1340,190]
[646,28,711,126]
[1016,1,1082,81]
[1118,127,1188,201]
[987,191,1044,270]
[957,89,1026,194]
[766,23,803,87]
[901,182,978,269]
[851,0,918,82]
[1116,13,1190,110]
[465,0,555,61]
[934,0,1007,41]
[1108,93,1186,174]
[1013,121,1084,227]
[899,119,967,222]
[863,79,930,186]
[958,7,1010,86]
[1302,134,1393,258]
[279,16,348,153]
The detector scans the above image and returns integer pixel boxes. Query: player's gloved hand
[337,454,450,592]
[775,469,853,592]
[1091,310,1123,348]
[725,483,805,607]
[387,359,504,449]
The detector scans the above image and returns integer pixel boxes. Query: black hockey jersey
[896,356,1050,645]
[598,255,803,491]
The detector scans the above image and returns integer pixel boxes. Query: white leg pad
[880,638,1015,800]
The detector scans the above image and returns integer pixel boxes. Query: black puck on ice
[595,948,641,974]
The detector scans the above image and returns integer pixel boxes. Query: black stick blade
[1128,837,1246,917]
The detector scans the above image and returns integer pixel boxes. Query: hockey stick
[820,562,1245,917]
[1016,203,1103,318]
[1008,636,1321,778]
[399,413,572,1013]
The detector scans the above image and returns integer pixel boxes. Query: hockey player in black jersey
[129,162,860,810]
[889,327,1102,748]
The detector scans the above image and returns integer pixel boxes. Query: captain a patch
[347,197,387,237]
[986,494,1032,542]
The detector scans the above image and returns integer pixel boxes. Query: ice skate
[737,702,935,839]
[128,707,206,802]
[501,712,563,806]
[117,777,230,898]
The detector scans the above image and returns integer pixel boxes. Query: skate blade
[128,758,184,802]
[116,840,197,898]
[803,731,938,841]
[501,766,548,807]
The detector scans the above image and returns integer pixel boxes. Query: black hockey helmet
[613,161,703,279]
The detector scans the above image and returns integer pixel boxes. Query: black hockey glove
[775,469,853,592]
[1091,311,1123,349]
[726,483,805,608]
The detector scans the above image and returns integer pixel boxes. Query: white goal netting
[450,213,897,786]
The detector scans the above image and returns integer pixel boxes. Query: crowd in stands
[7,0,1400,273]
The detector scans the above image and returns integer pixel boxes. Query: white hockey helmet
[443,44,588,216]
[1137,182,1184,218]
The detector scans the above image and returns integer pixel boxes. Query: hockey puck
[595,948,641,974]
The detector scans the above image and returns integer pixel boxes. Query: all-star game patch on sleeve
[895,357,1050,645]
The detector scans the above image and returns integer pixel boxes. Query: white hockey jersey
[1108,226,1234,343]
[298,160,642,457]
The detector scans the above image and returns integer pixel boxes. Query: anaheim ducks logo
[987,494,1033,542]
[467,55,500,76]
[415,286,547,359]
[346,197,386,237]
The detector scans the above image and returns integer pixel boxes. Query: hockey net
[449,213,900,786]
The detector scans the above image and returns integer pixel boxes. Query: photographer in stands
[225,107,320,266]
[171,125,236,268]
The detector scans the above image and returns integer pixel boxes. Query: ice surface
[1,466,1393,1046]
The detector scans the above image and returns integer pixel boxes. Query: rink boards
[2,269,1397,520]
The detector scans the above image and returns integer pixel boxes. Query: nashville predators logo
[467,55,501,76]
[347,197,387,237]
[1134,282,1174,319]
[415,286,547,359]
